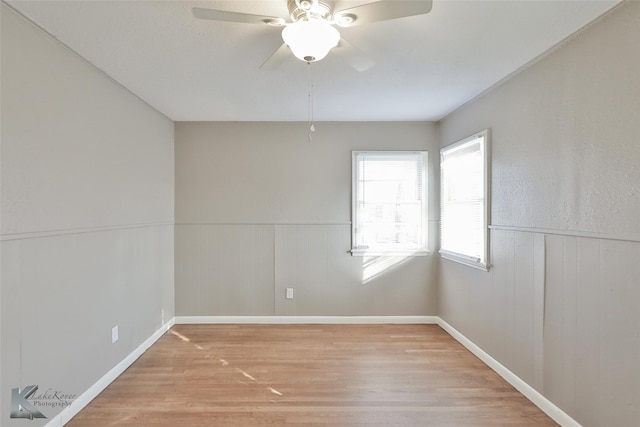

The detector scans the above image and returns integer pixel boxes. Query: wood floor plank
[67,325,558,426]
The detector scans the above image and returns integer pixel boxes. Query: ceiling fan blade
[334,0,433,27]
[334,38,375,72]
[260,44,292,70]
[192,7,285,26]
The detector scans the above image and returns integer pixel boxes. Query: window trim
[351,150,429,257]
[439,129,491,271]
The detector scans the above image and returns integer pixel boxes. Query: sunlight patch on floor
[236,368,257,381]
[170,330,191,342]
[268,387,283,396]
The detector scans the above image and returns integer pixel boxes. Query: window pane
[352,152,427,253]
[440,131,489,268]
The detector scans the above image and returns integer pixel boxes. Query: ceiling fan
[192,0,433,71]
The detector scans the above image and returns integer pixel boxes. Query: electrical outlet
[286,288,294,299]
[111,325,119,344]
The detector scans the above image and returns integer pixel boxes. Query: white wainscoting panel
[441,228,640,427]
[175,224,275,316]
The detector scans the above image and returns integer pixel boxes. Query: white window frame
[351,151,429,257]
[440,129,490,271]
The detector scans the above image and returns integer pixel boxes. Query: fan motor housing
[288,0,332,22]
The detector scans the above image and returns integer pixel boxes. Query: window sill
[351,249,430,257]
[440,250,490,271]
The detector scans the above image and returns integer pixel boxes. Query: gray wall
[1,4,175,424]
[175,122,440,316]
[438,2,640,426]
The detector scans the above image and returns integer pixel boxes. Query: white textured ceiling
[7,0,622,121]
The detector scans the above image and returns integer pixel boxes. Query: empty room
[1,0,639,426]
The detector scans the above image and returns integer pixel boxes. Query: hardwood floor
[68,324,557,426]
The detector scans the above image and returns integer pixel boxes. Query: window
[352,151,428,256]
[440,129,490,270]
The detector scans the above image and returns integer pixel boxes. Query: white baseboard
[436,318,581,427]
[45,318,176,427]
[174,315,439,324]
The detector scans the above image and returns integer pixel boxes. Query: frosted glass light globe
[282,19,340,62]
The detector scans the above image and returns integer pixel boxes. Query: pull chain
[307,62,315,141]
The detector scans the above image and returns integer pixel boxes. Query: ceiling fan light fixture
[335,13,356,27]
[282,19,340,62]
